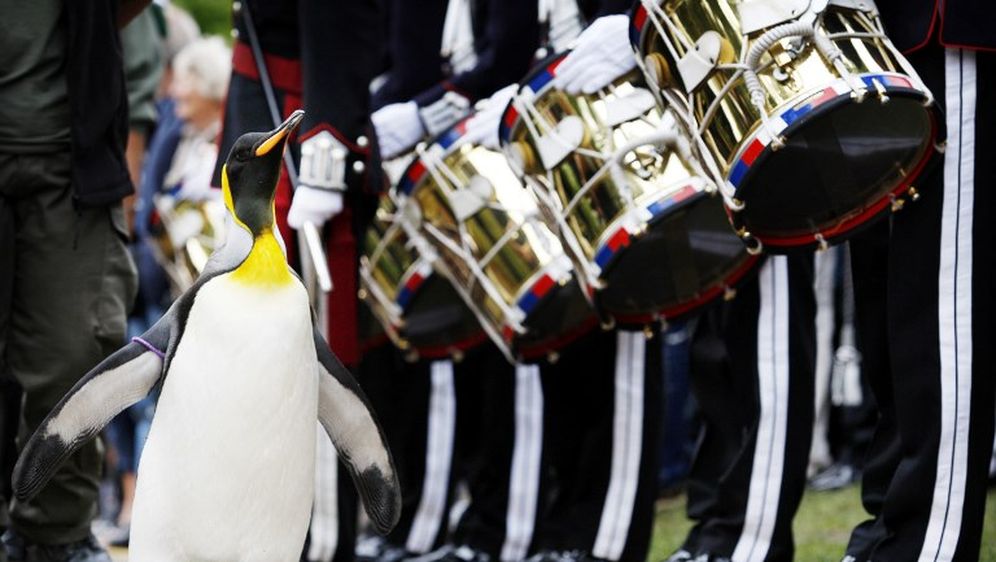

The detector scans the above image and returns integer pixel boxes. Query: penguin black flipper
[313,328,401,535]
[12,320,170,503]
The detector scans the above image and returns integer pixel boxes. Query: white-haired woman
[164,36,231,202]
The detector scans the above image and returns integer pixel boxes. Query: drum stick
[238,1,333,295]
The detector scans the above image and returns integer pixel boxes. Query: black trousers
[534,328,662,562]
[845,44,996,562]
[361,331,661,562]
[682,255,816,562]
[0,153,136,544]
[360,342,543,562]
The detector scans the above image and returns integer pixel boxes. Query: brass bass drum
[630,0,941,251]
[501,56,758,325]
[399,117,596,361]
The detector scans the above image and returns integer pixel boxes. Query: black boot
[2,530,111,562]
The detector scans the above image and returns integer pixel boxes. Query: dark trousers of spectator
[681,255,816,562]
[0,152,136,544]
[845,44,996,562]
[659,320,695,494]
[534,328,662,562]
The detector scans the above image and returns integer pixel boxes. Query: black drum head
[598,195,752,320]
[516,278,595,357]
[403,276,483,353]
[736,95,935,243]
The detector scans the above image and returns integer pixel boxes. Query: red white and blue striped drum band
[500,53,758,326]
[395,115,597,361]
[630,0,942,251]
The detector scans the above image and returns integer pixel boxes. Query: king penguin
[12,110,400,561]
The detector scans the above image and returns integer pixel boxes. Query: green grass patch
[173,0,231,39]
[649,486,996,561]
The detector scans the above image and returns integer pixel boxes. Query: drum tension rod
[871,78,890,104]
[889,193,906,212]
[814,233,829,252]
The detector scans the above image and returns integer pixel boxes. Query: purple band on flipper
[131,337,165,360]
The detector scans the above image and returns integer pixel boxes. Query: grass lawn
[648,486,996,561]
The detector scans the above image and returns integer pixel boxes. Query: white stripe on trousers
[592,331,646,560]
[308,425,340,562]
[732,257,790,562]
[500,364,544,562]
[918,48,976,562]
[308,287,338,562]
[407,360,458,554]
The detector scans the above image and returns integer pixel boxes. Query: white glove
[553,15,637,95]
[418,91,472,137]
[372,101,425,159]
[463,84,519,150]
[287,186,344,230]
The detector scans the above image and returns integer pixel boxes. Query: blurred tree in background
[173,0,231,39]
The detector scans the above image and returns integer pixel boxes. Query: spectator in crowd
[1,1,148,560]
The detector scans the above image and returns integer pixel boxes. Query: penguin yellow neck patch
[231,229,293,287]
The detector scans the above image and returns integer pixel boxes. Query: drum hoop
[732,108,940,249]
[509,259,573,320]
[397,118,473,196]
[720,74,938,248]
[499,53,569,146]
[725,73,928,192]
[394,259,435,310]
[589,182,705,274]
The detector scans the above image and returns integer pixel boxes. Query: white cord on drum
[529,174,602,291]
[422,220,526,338]
[861,10,934,108]
[658,88,738,207]
[414,146,528,329]
[639,0,692,71]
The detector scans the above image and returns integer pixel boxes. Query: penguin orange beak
[255,110,305,157]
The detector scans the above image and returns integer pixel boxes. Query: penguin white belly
[130,275,318,562]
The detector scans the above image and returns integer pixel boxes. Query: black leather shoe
[524,551,561,562]
[691,555,730,562]
[2,530,111,562]
[526,550,607,562]
[664,549,693,562]
[409,545,491,562]
[808,462,858,492]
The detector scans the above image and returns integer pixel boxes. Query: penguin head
[221,110,304,236]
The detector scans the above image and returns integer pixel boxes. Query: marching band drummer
[843,2,996,561]
[365,2,544,562]
[459,7,666,561]
[368,3,658,562]
[400,5,665,561]
[211,1,385,560]
[543,12,821,562]
[521,13,665,562]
